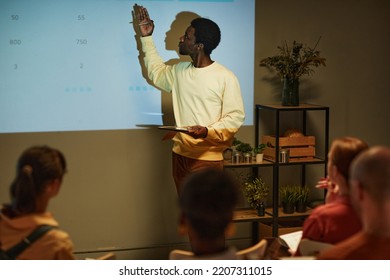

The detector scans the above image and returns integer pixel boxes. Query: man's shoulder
[212,61,232,71]
[317,232,366,259]
[206,62,238,80]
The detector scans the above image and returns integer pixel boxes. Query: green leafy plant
[294,185,309,204]
[279,185,296,204]
[260,38,326,80]
[232,137,241,147]
[253,143,267,154]
[242,176,270,210]
[233,138,253,154]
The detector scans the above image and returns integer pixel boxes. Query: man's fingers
[138,7,150,22]
[144,8,150,20]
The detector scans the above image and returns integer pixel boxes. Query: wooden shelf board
[233,209,273,222]
[265,207,313,218]
[223,159,274,167]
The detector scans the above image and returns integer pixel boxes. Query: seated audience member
[0,146,75,259]
[318,146,390,259]
[170,168,239,259]
[299,137,368,245]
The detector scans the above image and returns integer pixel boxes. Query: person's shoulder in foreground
[317,231,390,260]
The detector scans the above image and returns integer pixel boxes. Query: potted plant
[233,139,253,163]
[253,143,267,163]
[294,185,309,213]
[280,185,296,214]
[242,176,270,216]
[231,138,242,163]
[260,38,326,106]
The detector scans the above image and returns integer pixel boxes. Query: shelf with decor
[223,160,274,168]
[255,103,329,237]
[224,160,273,244]
[225,103,328,243]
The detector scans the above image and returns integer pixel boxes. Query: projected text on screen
[0,0,254,133]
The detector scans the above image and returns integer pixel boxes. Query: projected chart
[0,0,254,133]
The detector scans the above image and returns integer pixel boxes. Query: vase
[257,202,266,216]
[282,78,299,106]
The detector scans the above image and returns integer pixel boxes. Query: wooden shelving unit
[255,103,329,237]
[226,103,329,243]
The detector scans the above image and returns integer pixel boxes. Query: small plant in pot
[280,185,296,214]
[242,176,270,216]
[253,143,267,163]
[234,139,253,163]
[231,138,242,163]
[294,185,309,213]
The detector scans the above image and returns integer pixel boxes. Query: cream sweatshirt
[141,36,245,160]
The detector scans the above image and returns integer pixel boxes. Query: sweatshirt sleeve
[140,36,174,93]
[206,73,245,144]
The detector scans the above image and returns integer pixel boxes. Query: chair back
[236,239,267,260]
[86,252,116,260]
[169,249,194,260]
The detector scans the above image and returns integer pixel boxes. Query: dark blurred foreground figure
[170,168,239,259]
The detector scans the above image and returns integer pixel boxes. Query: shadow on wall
[132,10,200,126]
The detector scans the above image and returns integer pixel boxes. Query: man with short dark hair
[172,168,239,259]
[135,6,245,192]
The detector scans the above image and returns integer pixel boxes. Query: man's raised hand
[135,5,154,37]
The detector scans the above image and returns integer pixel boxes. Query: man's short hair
[191,18,221,55]
[350,146,390,204]
[179,168,239,240]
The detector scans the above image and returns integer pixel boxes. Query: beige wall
[252,0,390,146]
[1,0,389,259]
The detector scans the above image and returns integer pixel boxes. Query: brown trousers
[172,152,223,194]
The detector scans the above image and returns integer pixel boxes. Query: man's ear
[196,43,204,51]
